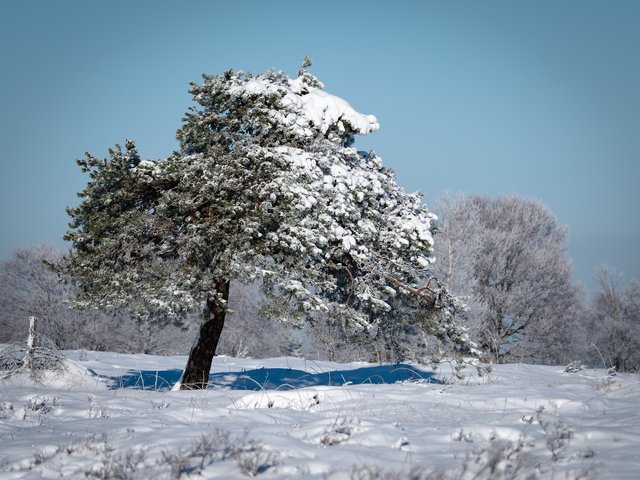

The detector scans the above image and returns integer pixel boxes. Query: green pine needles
[63,60,473,388]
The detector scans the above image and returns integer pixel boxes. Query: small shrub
[86,449,145,480]
[26,395,59,414]
[159,428,277,478]
[468,433,538,479]
[536,408,573,462]
[320,417,359,446]
[563,361,584,373]
[0,402,14,419]
[0,335,65,381]
[350,465,443,480]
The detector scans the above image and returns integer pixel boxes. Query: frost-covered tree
[0,245,115,350]
[587,267,640,372]
[0,245,297,356]
[63,61,468,388]
[0,245,72,345]
[433,194,583,364]
[306,291,470,365]
[0,245,195,353]
[216,282,304,358]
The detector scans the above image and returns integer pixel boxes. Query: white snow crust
[2,351,639,478]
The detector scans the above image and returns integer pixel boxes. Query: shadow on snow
[107,363,440,391]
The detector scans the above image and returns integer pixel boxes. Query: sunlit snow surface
[1,351,639,478]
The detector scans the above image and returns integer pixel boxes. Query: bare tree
[433,194,584,364]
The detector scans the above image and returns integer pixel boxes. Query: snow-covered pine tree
[64,60,469,388]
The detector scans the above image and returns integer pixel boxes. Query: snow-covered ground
[1,351,639,479]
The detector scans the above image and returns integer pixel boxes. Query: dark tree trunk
[180,280,230,389]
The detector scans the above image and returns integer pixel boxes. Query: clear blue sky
[1,0,639,292]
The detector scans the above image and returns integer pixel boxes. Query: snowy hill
[1,351,639,479]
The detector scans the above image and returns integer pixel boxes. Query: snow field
[1,352,639,479]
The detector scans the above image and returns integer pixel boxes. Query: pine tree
[64,60,468,388]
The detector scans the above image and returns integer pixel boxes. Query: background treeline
[0,245,305,358]
[430,194,640,372]
[1,193,638,372]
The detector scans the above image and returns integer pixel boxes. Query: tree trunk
[180,280,230,389]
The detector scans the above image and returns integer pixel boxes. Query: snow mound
[3,359,107,391]
[3,352,640,479]
[230,388,327,411]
